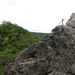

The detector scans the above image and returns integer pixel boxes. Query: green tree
[0,23,41,70]
[10,36,17,43]
[2,37,9,46]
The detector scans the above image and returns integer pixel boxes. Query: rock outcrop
[6,13,75,75]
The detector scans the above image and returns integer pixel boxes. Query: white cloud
[0,0,75,33]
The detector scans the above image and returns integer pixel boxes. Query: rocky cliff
[6,13,75,75]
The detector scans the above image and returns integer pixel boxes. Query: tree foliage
[33,32,49,38]
[0,23,40,70]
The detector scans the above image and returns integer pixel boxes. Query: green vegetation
[11,65,17,69]
[0,74,4,75]
[32,32,49,38]
[0,23,40,71]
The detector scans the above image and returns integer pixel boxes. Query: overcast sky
[0,0,75,33]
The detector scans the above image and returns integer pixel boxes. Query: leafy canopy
[0,23,40,70]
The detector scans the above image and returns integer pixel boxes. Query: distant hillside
[0,23,40,70]
[32,32,49,38]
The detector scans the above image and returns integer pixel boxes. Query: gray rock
[47,71,71,75]
[6,13,75,75]
[66,12,75,27]
[7,68,19,75]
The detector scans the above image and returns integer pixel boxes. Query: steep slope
[5,13,75,75]
[0,23,40,70]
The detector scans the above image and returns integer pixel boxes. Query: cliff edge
[6,13,75,75]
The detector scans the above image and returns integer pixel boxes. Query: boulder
[6,13,75,75]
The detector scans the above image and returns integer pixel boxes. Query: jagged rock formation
[6,13,75,75]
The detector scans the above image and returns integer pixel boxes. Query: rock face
[6,13,75,75]
[66,12,75,27]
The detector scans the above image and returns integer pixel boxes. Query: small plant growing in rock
[0,74,4,75]
[34,56,37,62]
[11,65,17,69]
[72,74,75,75]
